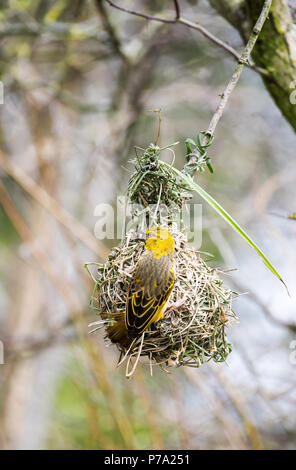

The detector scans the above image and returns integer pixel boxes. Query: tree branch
[247,0,296,131]
[105,0,176,23]
[203,0,273,144]
[178,16,248,64]
[210,0,296,131]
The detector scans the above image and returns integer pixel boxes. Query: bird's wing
[125,270,175,334]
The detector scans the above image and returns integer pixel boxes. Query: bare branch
[178,16,243,63]
[105,0,176,23]
[202,0,273,145]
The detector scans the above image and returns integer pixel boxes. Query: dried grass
[88,143,237,377]
[89,225,237,376]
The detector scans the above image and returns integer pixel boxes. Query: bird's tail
[106,312,132,348]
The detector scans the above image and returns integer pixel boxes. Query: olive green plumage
[107,227,175,346]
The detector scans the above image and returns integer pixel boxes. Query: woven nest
[89,225,237,376]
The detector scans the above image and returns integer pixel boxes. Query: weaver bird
[107,226,175,346]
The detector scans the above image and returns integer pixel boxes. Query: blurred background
[0,0,296,450]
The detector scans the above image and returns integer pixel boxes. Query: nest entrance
[89,226,236,377]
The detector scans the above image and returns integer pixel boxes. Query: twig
[202,0,272,147]
[0,151,109,260]
[104,0,268,75]
[178,16,245,63]
[105,0,176,23]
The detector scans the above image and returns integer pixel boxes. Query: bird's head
[144,226,175,258]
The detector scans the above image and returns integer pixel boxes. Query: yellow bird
[107,226,175,346]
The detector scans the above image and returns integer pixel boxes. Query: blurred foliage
[0,206,18,246]
[47,356,180,450]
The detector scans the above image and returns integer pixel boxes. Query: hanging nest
[87,141,237,377]
[88,225,237,376]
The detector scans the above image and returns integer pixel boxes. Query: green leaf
[185,143,192,157]
[185,138,195,158]
[161,161,287,290]
[206,157,214,174]
[185,138,196,147]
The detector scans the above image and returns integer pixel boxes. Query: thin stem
[178,16,242,63]
[105,0,176,23]
[94,0,128,63]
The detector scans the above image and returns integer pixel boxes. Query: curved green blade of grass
[161,161,287,291]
